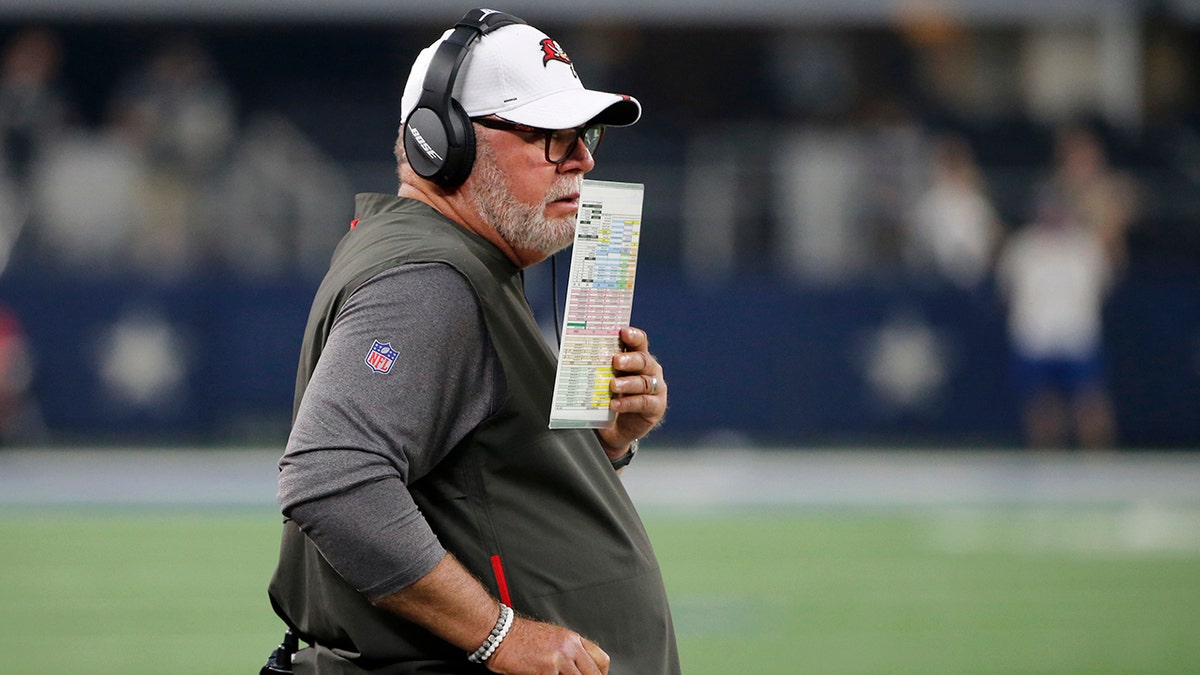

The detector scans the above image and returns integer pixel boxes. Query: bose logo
[408,125,444,162]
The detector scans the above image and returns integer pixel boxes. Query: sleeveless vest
[268,194,679,674]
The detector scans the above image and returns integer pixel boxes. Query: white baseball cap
[401,22,641,130]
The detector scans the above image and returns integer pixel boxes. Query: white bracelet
[467,603,514,664]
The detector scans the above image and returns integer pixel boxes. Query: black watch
[609,438,639,470]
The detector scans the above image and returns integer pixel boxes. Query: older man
[266,9,679,675]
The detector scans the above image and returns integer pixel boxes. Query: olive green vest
[268,194,679,674]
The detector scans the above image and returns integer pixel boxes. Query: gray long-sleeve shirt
[277,262,503,600]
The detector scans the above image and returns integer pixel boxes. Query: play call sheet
[549,180,644,429]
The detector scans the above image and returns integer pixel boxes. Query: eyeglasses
[473,117,605,165]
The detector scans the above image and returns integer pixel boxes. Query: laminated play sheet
[549,179,644,429]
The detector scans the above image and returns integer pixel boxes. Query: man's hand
[486,616,610,674]
[597,326,666,459]
[374,555,609,674]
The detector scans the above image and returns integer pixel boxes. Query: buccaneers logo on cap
[540,38,572,67]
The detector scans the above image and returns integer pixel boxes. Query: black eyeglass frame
[472,117,605,164]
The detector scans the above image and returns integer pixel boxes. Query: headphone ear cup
[404,107,450,181]
[403,101,475,188]
[438,99,476,188]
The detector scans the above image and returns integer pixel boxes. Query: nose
[557,138,595,174]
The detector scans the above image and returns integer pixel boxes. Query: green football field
[2,505,1198,674]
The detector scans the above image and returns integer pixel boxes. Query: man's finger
[620,326,649,351]
[582,640,610,675]
[615,350,660,374]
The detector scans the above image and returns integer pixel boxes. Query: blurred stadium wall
[0,0,1197,448]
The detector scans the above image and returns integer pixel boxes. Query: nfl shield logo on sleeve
[365,339,399,374]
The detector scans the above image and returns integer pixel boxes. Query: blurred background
[1,3,1199,674]
[0,0,1197,450]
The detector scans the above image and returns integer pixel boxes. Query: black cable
[551,252,562,349]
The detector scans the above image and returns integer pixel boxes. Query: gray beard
[469,141,580,259]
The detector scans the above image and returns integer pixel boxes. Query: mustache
[546,176,583,203]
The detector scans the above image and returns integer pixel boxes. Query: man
[266,9,679,675]
[996,189,1116,449]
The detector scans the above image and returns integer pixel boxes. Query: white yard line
[0,446,1198,508]
[624,447,1200,508]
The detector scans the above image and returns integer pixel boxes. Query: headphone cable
[551,252,562,350]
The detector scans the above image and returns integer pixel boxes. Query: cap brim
[492,89,641,129]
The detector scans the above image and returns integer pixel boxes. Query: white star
[862,313,948,412]
[96,309,188,411]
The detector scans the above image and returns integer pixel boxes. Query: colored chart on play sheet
[549,179,644,429]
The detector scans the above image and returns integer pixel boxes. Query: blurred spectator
[856,99,926,275]
[0,28,69,274]
[106,36,237,278]
[904,133,1002,290]
[772,125,864,284]
[0,302,44,445]
[1048,125,1138,269]
[212,112,352,278]
[30,122,147,273]
[0,28,67,186]
[772,104,924,286]
[995,190,1117,449]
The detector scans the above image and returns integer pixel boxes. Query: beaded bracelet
[467,603,514,664]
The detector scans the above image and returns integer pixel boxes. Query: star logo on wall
[96,308,189,413]
[860,312,949,414]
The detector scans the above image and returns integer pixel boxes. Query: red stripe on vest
[490,555,512,606]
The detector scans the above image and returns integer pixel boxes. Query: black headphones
[403,8,527,188]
